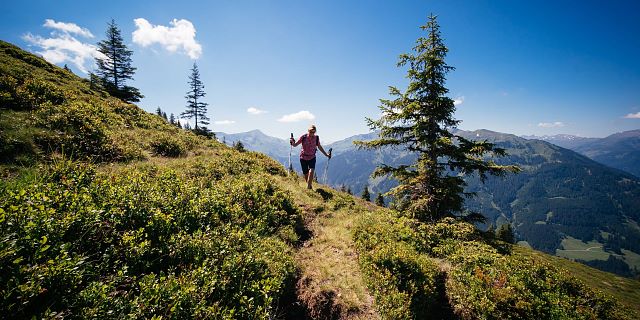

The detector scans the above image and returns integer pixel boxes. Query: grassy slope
[2,40,639,319]
[515,246,640,316]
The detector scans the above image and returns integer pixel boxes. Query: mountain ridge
[221,128,640,277]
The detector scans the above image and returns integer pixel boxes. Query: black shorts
[300,157,316,175]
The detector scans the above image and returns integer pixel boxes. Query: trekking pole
[288,133,293,175]
[323,148,332,184]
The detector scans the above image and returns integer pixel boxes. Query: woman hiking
[290,124,331,189]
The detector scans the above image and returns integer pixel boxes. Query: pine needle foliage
[95,19,142,103]
[374,193,385,207]
[182,62,210,131]
[361,185,371,202]
[355,15,519,222]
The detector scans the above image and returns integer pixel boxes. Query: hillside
[521,134,598,150]
[1,40,639,319]
[572,130,640,178]
[308,129,640,278]
[525,131,640,178]
[216,130,291,164]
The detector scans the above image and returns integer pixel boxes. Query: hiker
[290,124,331,189]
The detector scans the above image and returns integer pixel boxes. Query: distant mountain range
[522,130,640,177]
[218,129,640,277]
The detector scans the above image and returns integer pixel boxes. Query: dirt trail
[286,183,380,320]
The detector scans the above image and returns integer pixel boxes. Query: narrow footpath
[277,176,380,319]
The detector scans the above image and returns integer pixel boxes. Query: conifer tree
[375,193,385,207]
[355,15,518,222]
[496,223,515,243]
[361,185,371,202]
[95,19,142,103]
[182,62,210,131]
[88,72,103,91]
[155,107,162,117]
[233,140,245,152]
[169,113,176,124]
[162,112,168,121]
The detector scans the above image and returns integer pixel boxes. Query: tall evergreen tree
[361,185,371,202]
[95,19,142,103]
[182,62,210,131]
[355,15,518,222]
[169,113,176,124]
[496,223,515,244]
[375,193,385,207]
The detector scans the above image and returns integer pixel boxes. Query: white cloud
[247,107,267,115]
[453,96,465,106]
[23,20,102,73]
[538,121,565,128]
[43,19,94,38]
[214,120,236,125]
[623,112,640,119]
[132,18,202,59]
[277,110,316,123]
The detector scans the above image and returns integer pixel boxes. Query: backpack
[302,134,319,145]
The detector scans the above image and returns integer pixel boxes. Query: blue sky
[2,0,639,142]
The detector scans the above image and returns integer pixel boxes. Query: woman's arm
[291,136,302,147]
[318,143,331,158]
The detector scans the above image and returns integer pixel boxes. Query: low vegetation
[0,153,301,318]
[353,212,637,319]
[1,39,639,319]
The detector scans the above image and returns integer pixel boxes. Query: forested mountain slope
[525,131,640,178]
[317,130,640,277]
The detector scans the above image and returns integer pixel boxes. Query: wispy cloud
[538,121,565,128]
[247,107,267,115]
[23,19,101,73]
[214,120,236,125]
[453,96,465,106]
[132,18,202,59]
[43,19,94,38]
[623,112,640,119]
[277,110,316,123]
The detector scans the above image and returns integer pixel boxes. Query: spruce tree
[95,19,142,103]
[233,141,245,152]
[169,113,176,124]
[361,185,371,202]
[182,62,210,131]
[355,15,518,222]
[496,223,515,243]
[375,193,385,207]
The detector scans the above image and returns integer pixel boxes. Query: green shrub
[446,243,632,319]
[354,211,441,319]
[359,243,440,319]
[150,134,187,157]
[0,158,299,319]
[353,210,634,319]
